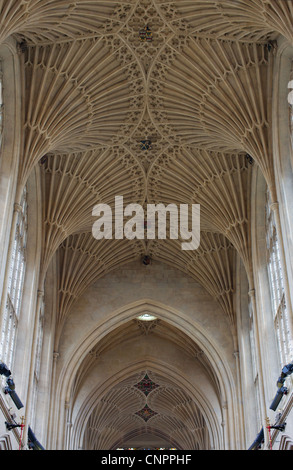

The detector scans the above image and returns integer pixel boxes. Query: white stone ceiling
[1,0,292,449]
[73,320,217,450]
[82,371,210,450]
[13,0,285,332]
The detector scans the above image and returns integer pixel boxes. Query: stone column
[248,288,269,447]
[47,351,59,449]
[233,350,245,449]
[65,401,72,450]
[21,289,44,448]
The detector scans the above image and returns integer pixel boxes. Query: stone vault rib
[149,36,274,189]
[148,148,251,275]
[40,147,145,279]
[0,1,136,45]
[20,36,145,186]
[156,0,293,44]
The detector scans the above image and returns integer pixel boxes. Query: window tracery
[266,190,293,366]
[0,187,27,370]
[289,63,293,149]
[0,60,2,151]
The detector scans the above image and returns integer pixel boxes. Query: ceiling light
[137,314,157,322]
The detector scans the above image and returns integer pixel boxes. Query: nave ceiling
[70,319,219,450]
[5,0,285,331]
[81,369,211,450]
[1,0,292,449]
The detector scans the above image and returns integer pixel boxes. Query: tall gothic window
[0,60,3,150]
[266,190,293,366]
[289,63,293,149]
[0,187,28,370]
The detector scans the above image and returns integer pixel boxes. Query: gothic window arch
[265,190,293,367]
[0,39,23,372]
[0,186,28,370]
[0,60,3,150]
[289,62,293,149]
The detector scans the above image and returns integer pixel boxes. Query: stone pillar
[233,350,245,449]
[65,401,72,450]
[248,288,269,447]
[47,351,59,449]
[21,289,44,448]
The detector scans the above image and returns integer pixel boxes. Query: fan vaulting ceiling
[1,0,292,450]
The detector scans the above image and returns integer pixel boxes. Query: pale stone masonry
[0,0,293,451]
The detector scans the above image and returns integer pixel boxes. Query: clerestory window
[0,187,28,370]
[265,190,293,367]
[0,60,3,150]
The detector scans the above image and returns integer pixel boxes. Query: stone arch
[0,433,13,450]
[71,359,223,450]
[52,299,239,450]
